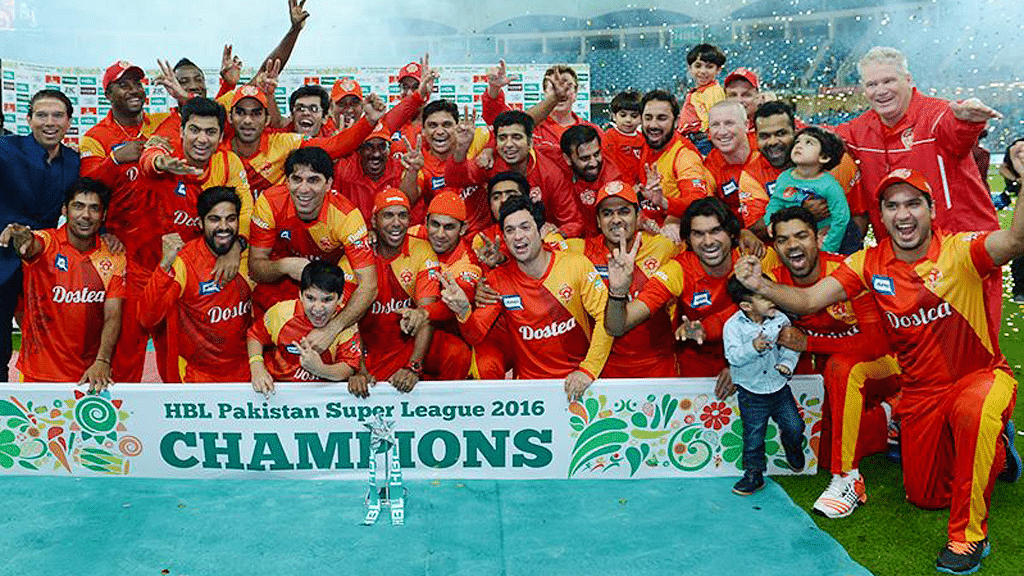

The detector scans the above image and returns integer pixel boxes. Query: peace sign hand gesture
[608,232,640,297]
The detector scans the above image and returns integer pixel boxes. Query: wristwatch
[406,360,423,374]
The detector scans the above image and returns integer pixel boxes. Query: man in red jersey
[445,109,585,238]
[734,160,1024,574]
[704,101,769,234]
[566,180,679,377]
[283,85,336,138]
[330,78,364,131]
[345,190,470,392]
[138,187,252,383]
[636,90,712,237]
[0,179,125,392]
[335,127,404,221]
[397,100,491,233]
[249,261,362,396]
[248,147,377,343]
[606,197,742,378]
[759,207,900,519]
[440,194,613,400]
[558,125,623,238]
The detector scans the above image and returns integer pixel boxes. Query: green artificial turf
[776,173,1023,575]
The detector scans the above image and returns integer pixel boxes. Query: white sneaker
[812,473,867,519]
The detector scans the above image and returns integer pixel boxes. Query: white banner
[0,376,823,480]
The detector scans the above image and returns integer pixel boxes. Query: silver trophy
[363,413,405,526]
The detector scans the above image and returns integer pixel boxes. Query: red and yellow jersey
[679,82,726,134]
[639,134,712,223]
[249,299,361,382]
[79,110,169,179]
[434,238,482,296]
[414,128,491,234]
[763,250,888,357]
[139,148,253,243]
[138,238,252,382]
[333,153,404,222]
[250,185,374,312]
[480,88,602,152]
[459,249,613,380]
[704,148,770,228]
[567,233,680,377]
[601,127,644,185]
[470,223,569,270]
[831,231,1007,390]
[17,228,126,381]
[570,162,624,238]
[344,236,442,378]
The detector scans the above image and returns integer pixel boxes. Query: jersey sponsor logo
[52,285,105,304]
[721,180,738,196]
[207,301,252,324]
[126,166,139,181]
[431,176,446,190]
[54,254,69,272]
[174,181,187,197]
[347,227,368,247]
[885,302,952,330]
[502,295,523,310]
[871,275,895,296]
[595,265,609,279]
[520,317,577,341]
[293,367,318,381]
[371,297,413,315]
[198,280,222,296]
[279,230,292,241]
[173,210,201,229]
[252,215,270,230]
[690,290,712,308]
[460,185,479,200]
[580,189,596,206]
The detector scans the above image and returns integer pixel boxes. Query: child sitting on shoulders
[723,276,805,496]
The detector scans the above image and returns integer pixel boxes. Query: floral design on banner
[567,391,821,477]
[0,390,138,475]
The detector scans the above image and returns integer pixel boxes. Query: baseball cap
[363,124,391,145]
[102,60,145,90]
[595,180,638,206]
[724,68,759,91]
[373,189,410,215]
[331,78,363,103]
[230,85,269,110]
[875,168,933,200]
[427,191,467,222]
[398,62,422,83]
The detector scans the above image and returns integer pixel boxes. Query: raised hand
[159,232,185,271]
[474,234,503,269]
[288,0,309,30]
[737,229,766,258]
[474,147,494,170]
[486,60,510,96]
[297,339,324,374]
[154,59,190,103]
[0,223,35,257]
[607,232,640,296]
[453,105,478,159]
[255,58,282,97]
[221,44,242,86]
[418,53,439,99]
[154,154,204,176]
[640,164,666,209]
[362,93,387,125]
[400,135,425,172]
[440,271,472,318]
[950,97,1002,123]
[733,254,765,292]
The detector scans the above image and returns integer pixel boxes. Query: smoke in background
[1,0,1022,147]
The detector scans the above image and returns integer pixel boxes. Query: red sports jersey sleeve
[601,128,643,185]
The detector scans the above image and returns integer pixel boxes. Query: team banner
[0,59,591,145]
[0,376,822,480]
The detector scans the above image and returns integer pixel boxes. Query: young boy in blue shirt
[723,276,806,495]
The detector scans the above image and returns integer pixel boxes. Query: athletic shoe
[886,417,902,464]
[785,445,805,473]
[998,419,1021,483]
[732,470,764,496]
[812,473,867,518]
[936,538,990,574]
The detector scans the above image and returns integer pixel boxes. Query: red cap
[724,67,759,91]
[373,189,410,215]
[230,85,269,110]
[595,180,638,206]
[398,62,422,82]
[331,77,363,102]
[876,168,933,200]
[363,123,391,145]
[102,60,145,90]
[427,191,467,222]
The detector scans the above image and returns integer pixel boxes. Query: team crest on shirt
[54,254,68,272]
[279,230,292,241]
[901,128,914,149]
[691,290,712,308]
[782,186,798,199]
[529,186,543,202]
[871,274,896,296]
[198,280,222,296]
[317,235,335,250]
[400,269,414,285]
[558,283,574,303]
[580,189,596,206]
[642,256,659,273]
[98,258,112,273]
[826,301,857,325]
[691,179,707,191]
[174,181,186,197]
[925,268,944,291]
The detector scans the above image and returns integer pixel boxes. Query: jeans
[737,384,805,472]
[0,268,22,382]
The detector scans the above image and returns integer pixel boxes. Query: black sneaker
[785,445,805,473]
[732,470,764,496]
[936,538,990,574]
[998,419,1021,483]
